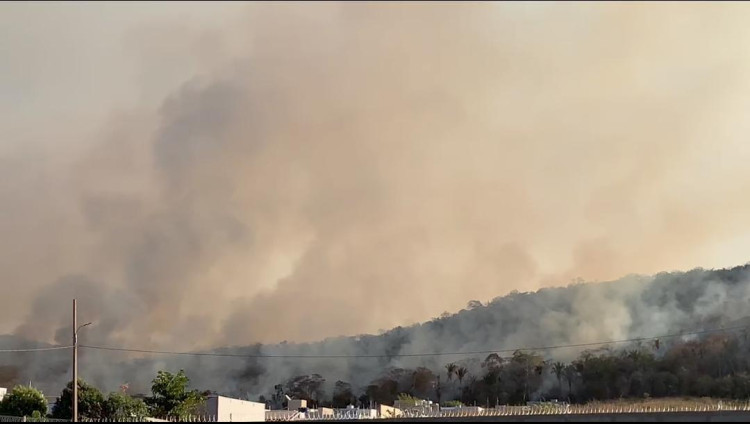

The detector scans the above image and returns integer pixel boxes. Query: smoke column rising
[2,1,750,392]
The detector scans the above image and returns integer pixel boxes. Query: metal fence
[296,411,378,421]
[271,401,750,421]
[266,411,301,422]
[80,416,217,423]
[7,402,750,422]
[387,402,750,419]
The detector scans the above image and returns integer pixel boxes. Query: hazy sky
[2,2,750,350]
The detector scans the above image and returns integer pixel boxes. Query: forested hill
[3,264,750,405]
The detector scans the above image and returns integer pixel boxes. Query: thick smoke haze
[3,1,750,392]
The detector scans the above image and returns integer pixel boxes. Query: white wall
[205,395,265,422]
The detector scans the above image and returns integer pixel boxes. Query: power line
[79,323,750,360]
[0,345,72,353]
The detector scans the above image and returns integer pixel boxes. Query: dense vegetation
[245,264,750,408]
[0,385,47,417]
[4,264,750,413]
[1,370,204,420]
[271,330,750,408]
[4,330,750,419]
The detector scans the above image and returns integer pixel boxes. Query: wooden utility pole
[73,299,78,423]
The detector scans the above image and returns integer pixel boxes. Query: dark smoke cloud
[2,1,750,398]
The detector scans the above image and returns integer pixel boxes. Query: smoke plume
[2,1,750,398]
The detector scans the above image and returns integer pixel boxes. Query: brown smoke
[2,2,750,355]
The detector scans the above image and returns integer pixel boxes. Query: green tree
[104,392,148,420]
[507,350,545,404]
[411,367,436,400]
[551,362,566,396]
[482,353,503,371]
[563,365,577,399]
[456,367,468,386]
[396,393,418,407]
[147,370,204,419]
[364,377,398,406]
[51,379,105,420]
[445,363,458,382]
[0,385,47,417]
[284,374,326,407]
[331,381,356,408]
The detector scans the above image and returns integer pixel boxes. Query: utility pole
[72,299,78,423]
[71,300,91,423]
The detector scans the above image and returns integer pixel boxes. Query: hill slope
[3,264,750,402]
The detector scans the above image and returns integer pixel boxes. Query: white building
[205,395,265,422]
[0,387,6,402]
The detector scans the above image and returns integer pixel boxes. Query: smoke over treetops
[3,265,750,401]
[2,1,750,372]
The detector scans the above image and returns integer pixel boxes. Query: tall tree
[51,379,105,420]
[445,363,458,382]
[331,381,356,408]
[482,353,503,371]
[0,385,47,417]
[147,370,204,419]
[411,367,436,399]
[104,392,148,420]
[506,350,545,403]
[563,365,577,398]
[456,367,468,386]
[551,362,566,396]
[284,374,326,407]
